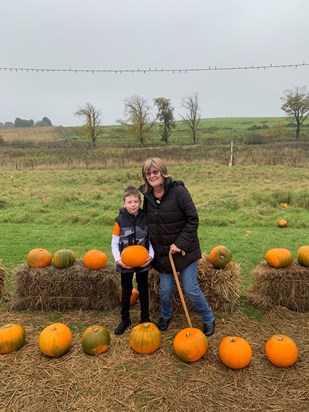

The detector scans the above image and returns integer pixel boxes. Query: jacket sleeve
[174,186,199,251]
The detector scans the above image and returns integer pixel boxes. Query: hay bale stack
[148,256,240,313]
[0,263,6,301]
[9,261,121,311]
[247,261,309,311]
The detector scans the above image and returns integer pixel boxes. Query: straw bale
[247,261,309,311]
[8,261,121,311]
[149,256,240,313]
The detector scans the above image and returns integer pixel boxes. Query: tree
[153,97,176,143]
[74,103,102,147]
[14,118,34,127]
[36,116,52,127]
[118,95,154,144]
[281,86,309,139]
[179,93,201,144]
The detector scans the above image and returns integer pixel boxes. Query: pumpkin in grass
[82,325,110,356]
[38,323,72,358]
[53,249,76,269]
[0,323,26,354]
[278,219,288,228]
[83,249,107,270]
[119,287,139,306]
[208,245,232,269]
[297,245,309,267]
[280,202,289,208]
[218,336,252,369]
[26,248,52,268]
[265,335,298,367]
[121,245,148,267]
[129,322,161,354]
[265,248,293,268]
[173,327,208,363]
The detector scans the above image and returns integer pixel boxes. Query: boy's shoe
[157,317,172,331]
[203,320,215,337]
[114,319,131,335]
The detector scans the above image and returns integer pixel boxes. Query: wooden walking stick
[169,250,193,328]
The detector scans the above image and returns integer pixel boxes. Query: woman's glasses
[145,169,160,177]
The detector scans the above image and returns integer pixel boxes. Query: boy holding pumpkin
[112,186,154,335]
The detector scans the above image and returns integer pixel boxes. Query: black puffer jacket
[139,177,201,273]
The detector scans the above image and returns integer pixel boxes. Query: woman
[139,157,215,336]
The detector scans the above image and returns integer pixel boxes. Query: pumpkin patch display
[121,245,148,267]
[278,219,288,228]
[26,248,52,268]
[0,323,26,354]
[265,335,298,367]
[265,248,293,268]
[119,287,139,306]
[218,336,252,369]
[53,249,76,269]
[81,325,110,356]
[173,327,208,363]
[129,322,161,354]
[38,322,72,358]
[83,249,108,270]
[208,245,232,269]
[297,245,309,267]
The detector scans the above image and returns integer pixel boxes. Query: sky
[1,0,309,126]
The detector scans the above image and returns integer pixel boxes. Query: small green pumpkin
[53,249,76,269]
[82,325,110,356]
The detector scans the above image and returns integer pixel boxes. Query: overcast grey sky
[1,0,309,126]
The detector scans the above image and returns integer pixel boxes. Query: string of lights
[0,62,308,74]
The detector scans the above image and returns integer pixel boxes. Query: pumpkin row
[265,246,309,268]
[0,322,298,369]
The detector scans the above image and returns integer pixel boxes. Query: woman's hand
[170,244,181,254]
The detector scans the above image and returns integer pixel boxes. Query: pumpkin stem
[230,337,236,342]
[277,336,283,341]
[50,326,57,331]
[185,332,191,337]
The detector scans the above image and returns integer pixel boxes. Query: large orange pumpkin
[38,323,72,358]
[0,323,26,354]
[81,325,110,356]
[121,245,148,267]
[129,322,161,354]
[218,336,252,369]
[83,249,108,270]
[208,245,232,269]
[26,248,52,268]
[265,248,293,268]
[173,327,208,362]
[119,287,139,306]
[297,245,309,267]
[265,335,298,367]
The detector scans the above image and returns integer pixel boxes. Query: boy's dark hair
[123,185,141,201]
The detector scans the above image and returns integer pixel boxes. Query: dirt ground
[0,305,308,412]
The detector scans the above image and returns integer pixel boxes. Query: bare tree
[74,103,102,147]
[281,86,309,139]
[180,93,201,144]
[118,95,154,144]
[154,97,176,144]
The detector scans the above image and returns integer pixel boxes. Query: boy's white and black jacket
[111,207,154,273]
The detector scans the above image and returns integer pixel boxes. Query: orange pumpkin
[129,322,161,354]
[121,245,148,267]
[265,248,293,268]
[38,323,72,358]
[26,248,52,268]
[280,202,289,208]
[0,323,26,354]
[278,219,288,228]
[297,245,309,267]
[119,287,139,306]
[81,325,110,356]
[173,327,208,362]
[265,335,298,367]
[83,249,108,270]
[208,245,232,269]
[218,336,252,369]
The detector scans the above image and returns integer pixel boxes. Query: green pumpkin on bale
[53,249,76,269]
